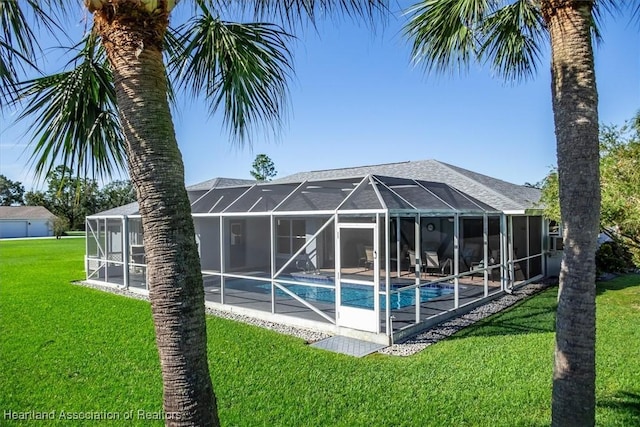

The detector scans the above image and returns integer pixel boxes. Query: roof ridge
[299,160,414,175]
[432,160,520,207]
[439,160,533,188]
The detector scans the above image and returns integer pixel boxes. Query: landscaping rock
[77,280,553,357]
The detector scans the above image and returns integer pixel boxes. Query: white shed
[0,206,57,238]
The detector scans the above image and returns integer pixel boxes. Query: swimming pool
[258,281,453,310]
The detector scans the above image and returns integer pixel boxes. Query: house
[85,160,554,344]
[0,206,57,238]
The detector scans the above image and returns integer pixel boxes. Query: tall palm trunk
[91,3,219,426]
[543,1,600,425]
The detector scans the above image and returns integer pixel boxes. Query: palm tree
[4,1,386,425]
[404,1,635,425]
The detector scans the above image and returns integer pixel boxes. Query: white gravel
[74,281,332,343]
[76,280,554,357]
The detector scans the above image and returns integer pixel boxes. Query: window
[548,221,563,251]
[277,219,306,255]
[550,236,564,251]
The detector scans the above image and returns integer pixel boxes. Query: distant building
[0,206,57,238]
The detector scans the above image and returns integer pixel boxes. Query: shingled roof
[186,177,255,191]
[272,159,541,212]
[90,161,541,217]
[90,177,256,217]
[0,206,57,220]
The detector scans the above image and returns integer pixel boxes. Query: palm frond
[15,32,125,182]
[209,0,388,29]
[591,0,618,25]
[163,27,182,106]
[633,1,640,26]
[169,3,294,144]
[1,0,39,105]
[478,0,546,81]
[404,0,492,75]
[607,0,640,28]
[0,0,69,106]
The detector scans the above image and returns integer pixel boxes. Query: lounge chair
[424,251,453,276]
[360,245,374,270]
[130,244,146,264]
[424,251,440,275]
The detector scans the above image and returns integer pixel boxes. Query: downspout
[385,211,391,337]
[219,217,225,304]
[506,216,514,294]
[483,213,488,297]
[500,214,508,293]
[85,218,89,277]
[270,214,276,314]
[123,215,129,289]
[453,213,460,308]
[415,214,421,323]
[375,213,381,334]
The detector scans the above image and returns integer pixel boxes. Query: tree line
[1,151,276,231]
[539,112,640,267]
[0,165,136,230]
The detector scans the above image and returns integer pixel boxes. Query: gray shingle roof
[89,161,541,217]
[186,177,255,191]
[0,206,57,220]
[188,175,497,214]
[92,202,140,216]
[89,177,256,217]
[272,159,540,212]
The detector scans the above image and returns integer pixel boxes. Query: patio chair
[359,245,374,270]
[130,244,146,274]
[424,251,441,275]
[130,244,146,265]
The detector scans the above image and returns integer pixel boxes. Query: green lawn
[1,238,638,426]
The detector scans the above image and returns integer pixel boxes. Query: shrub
[596,240,635,274]
[52,217,70,238]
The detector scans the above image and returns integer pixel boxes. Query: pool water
[263,282,453,310]
[349,283,453,310]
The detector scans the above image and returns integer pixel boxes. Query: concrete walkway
[310,336,386,357]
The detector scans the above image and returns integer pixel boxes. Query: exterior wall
[195,218,221,271]
[543,219,562,277]
[0,219,53,238]
[546,251,563,277]
[245,217,270,270]
[305,219,321,269]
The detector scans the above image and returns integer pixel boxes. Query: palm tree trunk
[92,4,219,426]
[543,1,599,426]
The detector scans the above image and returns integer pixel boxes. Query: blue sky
[1,3,638,191]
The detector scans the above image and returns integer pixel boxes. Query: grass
[1,238,638,426]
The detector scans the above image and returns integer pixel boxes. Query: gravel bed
[202,307,332,343]
[76,280,555,357]
[74,281,331,343]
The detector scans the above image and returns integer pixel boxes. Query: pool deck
[95,265,507,342]
[198,268,503,334]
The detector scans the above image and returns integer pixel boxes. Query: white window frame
[276,218,306,255]
[548,220,562,237]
